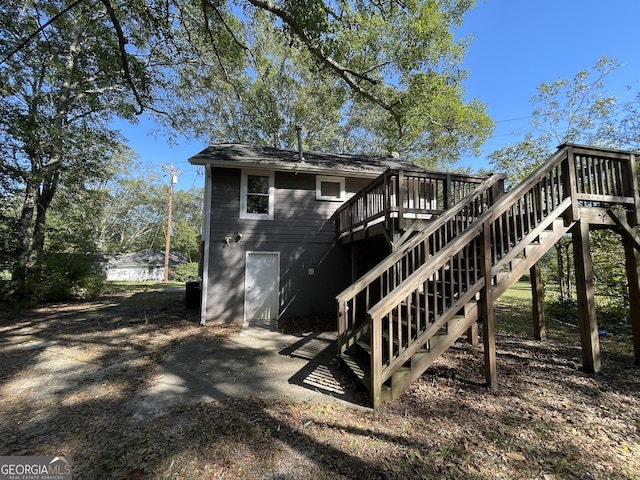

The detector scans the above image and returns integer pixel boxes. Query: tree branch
[99,0,145,114]
[246,0,404,127]
[0,0,87,65]
[208,0,250,53]
[199,0,234,89]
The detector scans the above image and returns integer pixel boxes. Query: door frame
[244,251,280,323]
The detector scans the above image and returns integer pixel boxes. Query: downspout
[200,165,213,325]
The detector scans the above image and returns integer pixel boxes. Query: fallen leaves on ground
[0,291,639,479]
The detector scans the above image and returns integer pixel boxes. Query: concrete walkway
[133,319,366,416]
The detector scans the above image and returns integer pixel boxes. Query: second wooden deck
[335,169,503,244]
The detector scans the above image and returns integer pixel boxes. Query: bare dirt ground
[0,285,639,479]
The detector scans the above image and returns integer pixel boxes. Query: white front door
[244,252,280,322]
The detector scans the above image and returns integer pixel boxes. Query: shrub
[173,262,200,282]
[23,252,105,302]
[546,295,631,336]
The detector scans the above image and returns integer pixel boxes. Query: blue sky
[116,0,639,190]
[456,0,639,169]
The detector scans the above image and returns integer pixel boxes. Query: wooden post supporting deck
[622,235,640,365]
[467,321,479,346]
[531,262,546,341]
[479,222,497,388]
[608,205,640,365]
[350,244,358,283]
[571,219,601,373]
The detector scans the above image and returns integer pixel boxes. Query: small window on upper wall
[316,175,345,201]
[240,170,275,220]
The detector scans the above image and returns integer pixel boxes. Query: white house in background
[105,249,188,282]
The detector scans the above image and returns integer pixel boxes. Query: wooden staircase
[337,144,640,407]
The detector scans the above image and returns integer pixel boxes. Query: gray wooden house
[189,143,484,325]
[191,143,640,407]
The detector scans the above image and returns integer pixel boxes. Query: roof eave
[188,157,387,178]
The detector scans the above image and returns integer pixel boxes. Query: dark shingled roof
[188,143,420,176]
[107,249,188,267]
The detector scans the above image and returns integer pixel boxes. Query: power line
[494,116,531,123]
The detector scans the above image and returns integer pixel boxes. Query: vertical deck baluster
[388,310,395,364]
[551,166,558,208]
[514,198,521,242]
[616,158,625,196]
[596,156,604,196]
[585,155,593,195]
[580,155,588,195]
[603,158,612,196]
[589,155,597,196]
[581,155,589,196]
[415,280,421,336]
[523,194,529,236]
[524,194,531,237]
[438,262,445,315]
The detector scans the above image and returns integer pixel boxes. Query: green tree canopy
[148,0,493,163]
[488,57,637,185]
[1,0,492,295]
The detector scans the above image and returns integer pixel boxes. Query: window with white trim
[316,175,345,201]
[240,170,275,220]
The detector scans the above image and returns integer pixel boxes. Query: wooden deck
[335,169,497,245]
[336,144,640,408]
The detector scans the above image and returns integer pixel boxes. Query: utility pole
[161,164,181,282]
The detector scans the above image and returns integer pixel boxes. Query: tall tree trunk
[11,27,79,292]
[13,182,38,284]
[564,240,573,298]
[27,170,60,269]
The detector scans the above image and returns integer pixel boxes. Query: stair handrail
[367,144,637,402]
[336,173,505,302]
[366,147,573,396]
[336,172,505,353]
[367,146,570,321]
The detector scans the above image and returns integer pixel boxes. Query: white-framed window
[316,175,345,201]
[240,170,275,220]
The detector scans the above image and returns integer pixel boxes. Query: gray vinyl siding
[205,167,371,323]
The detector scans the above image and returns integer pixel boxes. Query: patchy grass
[0,283,639,479]
[495,281,536,337]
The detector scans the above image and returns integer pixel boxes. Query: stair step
[341,349,394,400]
[340,350,369,385]
[356,339,371,356]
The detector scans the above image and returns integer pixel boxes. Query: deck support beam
[530,262,546,341]
[608,206,640,364]
[479,222,497,388]
[350,244,358,283]
[467,321,479,346]
[622,231,640,365]
[571,219,601,373]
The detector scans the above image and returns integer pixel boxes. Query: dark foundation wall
[352,239,392,280]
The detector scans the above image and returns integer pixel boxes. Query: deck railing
[335,170,489,241]
[343,144,638,407]
[336,173,506,356]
